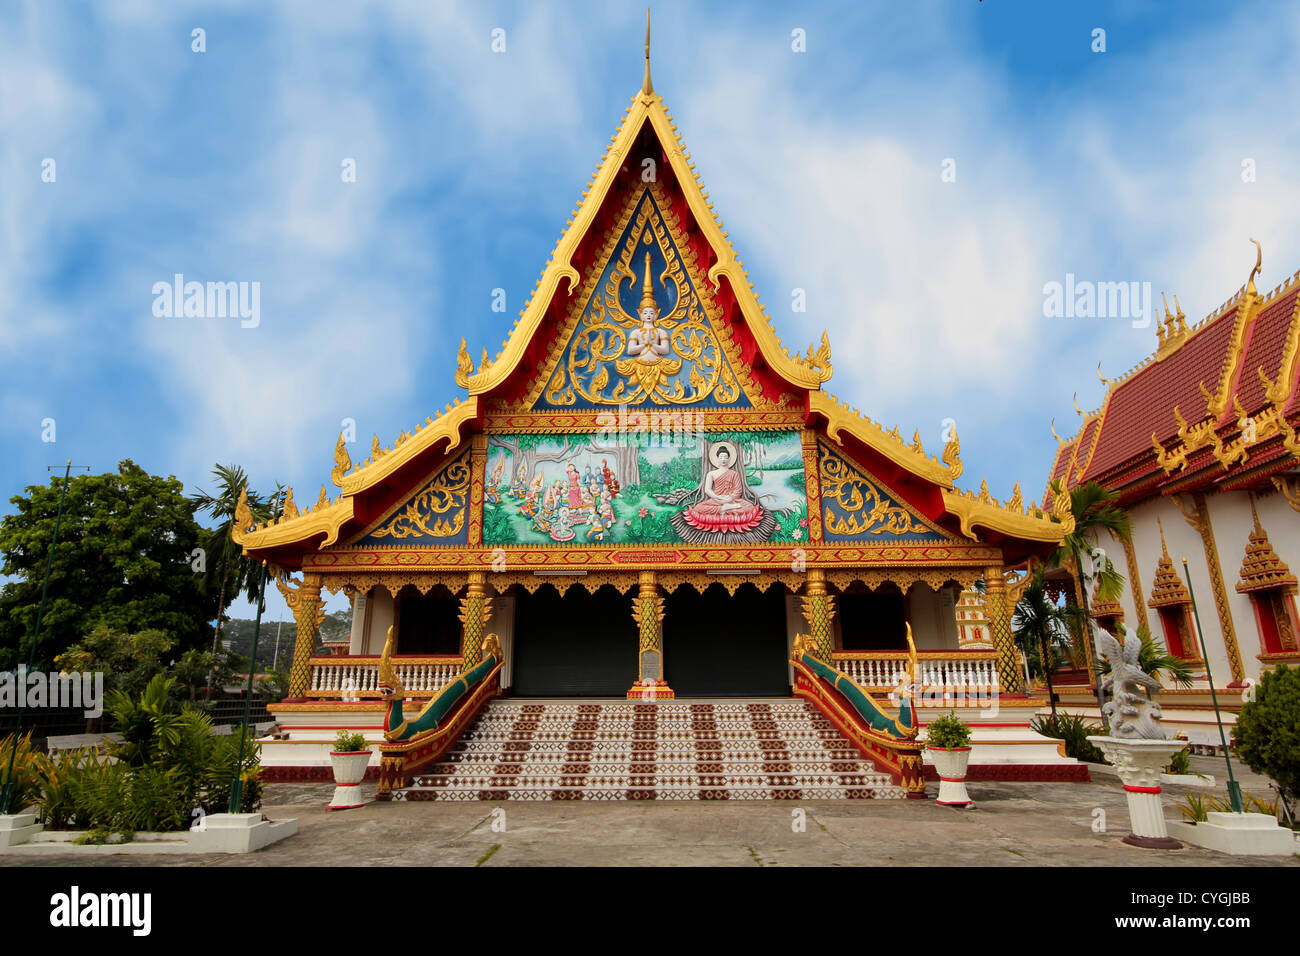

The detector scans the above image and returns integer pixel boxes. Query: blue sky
[4,0,1300,622]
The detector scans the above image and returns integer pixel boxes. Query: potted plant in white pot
[329,730,372,811]
[926,711,974,808]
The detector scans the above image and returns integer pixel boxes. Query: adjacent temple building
[233,37,1086,799]
[1046,243,1300,742]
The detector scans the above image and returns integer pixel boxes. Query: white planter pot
[329,751,372,811]
[929,747,972,806]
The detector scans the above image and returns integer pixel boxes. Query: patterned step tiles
[392,699,908,801]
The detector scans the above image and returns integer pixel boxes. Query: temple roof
[1047,244,1300,506]
[232,48,1074,565]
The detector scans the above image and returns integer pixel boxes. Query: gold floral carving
[533,184,750,409]
[369,454,471,540]
[819,445,943,539]
[824,568,981,592]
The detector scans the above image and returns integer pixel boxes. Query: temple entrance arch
[662,582,791,697]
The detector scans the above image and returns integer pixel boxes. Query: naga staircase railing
[791,630,927,798]
[374,631,504,798]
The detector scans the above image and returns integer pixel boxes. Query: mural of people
[482,431,804,547]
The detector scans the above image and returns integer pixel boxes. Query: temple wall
[903,583,960,650]
[1206,491,1265,667]
[1113,490,1300,683]
[348,591,366,654]
[361,587,395,656]
[494,594,516,688]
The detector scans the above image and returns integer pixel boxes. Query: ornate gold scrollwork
[542,191,741,408]
[369,455,471,540]
[819,448,937,538]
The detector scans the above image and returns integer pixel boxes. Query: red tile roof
[1085,305,1242,479]
[1236,290,1298,414]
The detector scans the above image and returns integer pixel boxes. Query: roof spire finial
[642,9,653,94]
[1158,516,1169,558]
[640,252,658,312]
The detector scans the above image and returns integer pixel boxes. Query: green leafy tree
[0,461,210,670]
[1235,664,1300,812]
[54,626,174,700]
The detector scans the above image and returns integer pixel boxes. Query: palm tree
[190,465,276,661]
[1049,480,1132,677]
[1013,568,1085,716]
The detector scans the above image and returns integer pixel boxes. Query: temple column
[984,564,1024,695]
[627,571,674,699]
[801,569,836,663]
[458,571,493,671]
[277,572,324,700]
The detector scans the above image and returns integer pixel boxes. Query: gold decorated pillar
[801,569,836,663]
[627,571,674,699]
[458,571,493,671]
[277,572,325,700]
[984,564,1024,695]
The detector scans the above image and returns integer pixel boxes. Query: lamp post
[1,461,88,816]
[1182,557,1244,814]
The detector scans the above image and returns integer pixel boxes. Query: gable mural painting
[482,431,808,546]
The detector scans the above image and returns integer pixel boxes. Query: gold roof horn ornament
[1073,392,1084,417]
[1097,362,1112,389]
[1247,237,1262,299]
[941,424,962,481]
[1050,417,1065,447]
[330,433,351,488]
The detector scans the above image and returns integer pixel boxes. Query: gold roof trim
[338,398,477,497]
[231,486,356,550]
[1236,500,1297,594]
[808,390,955,488]
[940,478,1073,544]
[458,80,832,400]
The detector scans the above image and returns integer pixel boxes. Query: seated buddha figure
[683,441,764,533]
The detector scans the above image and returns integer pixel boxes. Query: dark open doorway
[511,584,638,696]
[662,583,790,697]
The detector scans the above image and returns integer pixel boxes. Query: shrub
[1031,711,1106,763]
[0,731,43,813]
[334,730,368,753]
[33,747,107,829]
[925,712,972,750]
[1234,664,1300,805]
[1166,746,1191,776]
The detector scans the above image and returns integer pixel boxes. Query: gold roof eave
[338,398,477,497]
[809,390,955,489]
[459,87,832,399]
[232,494,356,552]
[940,485,1073,544]
[231,399,478,556]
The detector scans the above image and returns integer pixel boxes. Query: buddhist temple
[1045,242,1300,744]
[234,31,1084,798]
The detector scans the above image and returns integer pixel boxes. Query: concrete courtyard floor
[2,757,1296,867]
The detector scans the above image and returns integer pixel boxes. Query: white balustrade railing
[307,656,462,699]
[830,651,1000,707]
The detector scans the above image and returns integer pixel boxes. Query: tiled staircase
[391,699,907,801]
